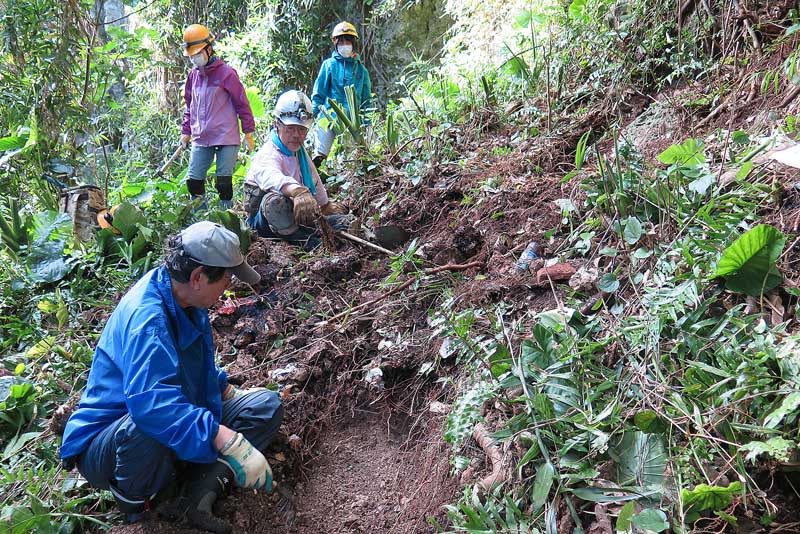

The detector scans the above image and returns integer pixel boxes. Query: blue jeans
[246,211,351,251]
[187,144,239,181]
[75,390,283,513]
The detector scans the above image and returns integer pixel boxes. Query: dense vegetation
[2,0,800,532]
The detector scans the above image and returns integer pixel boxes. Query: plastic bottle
[515,241,540,273]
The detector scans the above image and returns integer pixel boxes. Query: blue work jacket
[60,266,228,464]
[311,51,372,119]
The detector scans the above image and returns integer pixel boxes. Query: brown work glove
[288,186,318,227]
[320,201,348,216]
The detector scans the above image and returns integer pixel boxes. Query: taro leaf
[609,431,666,490]
[531,462,555,512]
[631,508,669,532]
[598,273,620,293]
[623,217,642,245]
[713,224,785,296]
[740,437,795,463]
[681,482,741,517]
[26,239,69,283]
[111,202,146,241]
[763,392,800,429]
[616,501,635,531]
[657,138,706,165]
[634,410,668,434]
[31,211,71,244]
[245,86,265,118]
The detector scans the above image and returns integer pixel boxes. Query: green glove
[219,432,273,491]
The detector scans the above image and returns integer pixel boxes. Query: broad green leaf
[631,508,669,532]
[13,363,24,375]
[0,135,28,151]
[688,172,714,195]
[568,0,590,22]
[763,392,800,428]
[600,247,618,257]
[633,410,668,434]
[111,202,146,241]
[732,130,750,144]
[714,224,786,296]
[623,217,642,245]
[531,462,555,512]
[598,274,620,293]
[26,240,69,283]
[616,501,635,532]
[209,210,250,253]
[681,481,742,513]
[740,437,795,463]
[246,86,265,118]
[657,139,706,165]
[610,431,666,489]
[633,248,652,259]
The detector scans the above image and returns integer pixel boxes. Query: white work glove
[219,432,273,491]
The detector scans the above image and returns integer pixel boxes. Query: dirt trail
[290,412,455,534]
[110,411,456,534]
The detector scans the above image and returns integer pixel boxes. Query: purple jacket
[181,58,255,147]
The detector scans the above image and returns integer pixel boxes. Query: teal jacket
[311,51,372,119]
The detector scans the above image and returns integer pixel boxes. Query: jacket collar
[196,56,223,76]
[154,266,203,350]
[331,50,360,63]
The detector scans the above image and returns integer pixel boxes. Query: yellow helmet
[331,21,358,40]
[182,24,215,56]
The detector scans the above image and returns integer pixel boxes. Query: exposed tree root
[472,422,507,492]
[327,261,483,323]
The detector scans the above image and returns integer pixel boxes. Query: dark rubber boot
[158,460,233,534]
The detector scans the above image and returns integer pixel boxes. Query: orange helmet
[97,206,121,234]
[182,24,215,56]
[331,21,358,40]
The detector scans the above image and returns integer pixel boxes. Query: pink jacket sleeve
[222,68,255,135]
[181,72,194,136]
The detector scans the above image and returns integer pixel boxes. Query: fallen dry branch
[327,261,483,323]
[338,230,394,255]
[473,422,507,492]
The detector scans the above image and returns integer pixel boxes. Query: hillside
[2,1,800,533]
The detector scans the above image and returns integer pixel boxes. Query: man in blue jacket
[310,21,372,169]
[60,221,283,533]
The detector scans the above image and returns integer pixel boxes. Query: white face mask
[190,51,208,67]
[337,44,353,58]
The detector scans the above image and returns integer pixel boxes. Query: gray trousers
[75,390,283,513]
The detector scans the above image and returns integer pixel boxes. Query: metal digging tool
[155,145,185,178]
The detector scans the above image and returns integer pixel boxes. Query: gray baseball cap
[180,221,260,285]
